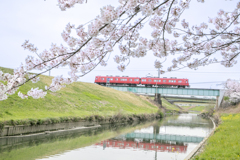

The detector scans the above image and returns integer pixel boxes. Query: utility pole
[48,66,51,76]
[158,68,160,78]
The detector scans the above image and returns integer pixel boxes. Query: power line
[190,81,225,84]
[55,68,240,73]
[3,66,240,74]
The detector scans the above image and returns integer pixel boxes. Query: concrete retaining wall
[0,120,111,137]
[0,125,100,148]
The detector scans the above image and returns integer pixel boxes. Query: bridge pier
[154,93,162,108]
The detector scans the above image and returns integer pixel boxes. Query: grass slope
[161,98,180,111]
[150,97,180,111]
[195,113,240,159]
[0,67,158,122]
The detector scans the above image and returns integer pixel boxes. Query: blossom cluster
[224,79,240,103]
[58,0,85,11]
[1,0,240,100]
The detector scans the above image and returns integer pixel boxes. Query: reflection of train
[95,140,187,153]
[95,76,190,88]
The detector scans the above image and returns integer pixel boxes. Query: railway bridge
[116,133,204,143]
[108,86,225,108]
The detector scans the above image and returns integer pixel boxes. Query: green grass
[173,102,215,112]
[161,98,180,111]
[0,67,158,122]
[179,106,191,108]
[194,114,240,159]
[189,106,206,112]
[150,97,180,111]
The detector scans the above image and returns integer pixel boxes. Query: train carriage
[141,77,189,88]
[95,75,189,88]
[95,76,141,86]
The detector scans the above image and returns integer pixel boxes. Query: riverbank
[193,104,240,159]
[0,67,163,135]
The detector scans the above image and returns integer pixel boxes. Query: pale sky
[0,0,239,89]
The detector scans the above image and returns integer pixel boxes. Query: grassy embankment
[161,98,180,111]
[165,97,216,112]
[194,104,240,159]
[0,67,159,124]
[174,102,215,112]
[150,97,180,111]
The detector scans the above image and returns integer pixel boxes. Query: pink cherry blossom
[1,0,240,101]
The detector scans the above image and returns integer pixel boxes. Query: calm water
[0,114,213,160]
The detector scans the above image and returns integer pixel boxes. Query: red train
[94,140,187,153]
[94,75,190,88]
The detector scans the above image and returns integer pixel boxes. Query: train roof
[95,76,188,79]
[96,75,140,78]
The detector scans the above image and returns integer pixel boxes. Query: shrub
[224,96,230,101]
[94,115,104,121]
[28,119,37,125]
[37,119,43,125]
[88,115,95,122]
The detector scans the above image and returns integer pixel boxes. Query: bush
[88,115,95,122]
[94,115,104,121]
[157,110,164,118]
[37,119,43,125]
[224,96,230,101]
[28,119,37,125]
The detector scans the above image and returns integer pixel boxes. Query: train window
[178,80,182,83]
[142,79,146,81]
[163,80,166,82]
[174,80,176,82]
[96,78,98,80]
[169,80,172,82]
[154,80,157,82]
[159,80,161,82]
[186,81,188,83]
[134,79,137,81]
[115,78,118,80]
[101,78,104,80]
[110,78,113,80]
[120,79,123,81]
[125,79,127,81]
[148,79,151,82]
[130,79,132,81]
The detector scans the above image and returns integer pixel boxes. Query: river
[0,113,213,160]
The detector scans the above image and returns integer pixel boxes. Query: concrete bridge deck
[108,86,225,108]
[116,133,204,143]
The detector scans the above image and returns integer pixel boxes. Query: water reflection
[95,139,187,153]
[0,114,213,160]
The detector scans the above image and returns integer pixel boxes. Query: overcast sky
[0,0,239,89]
